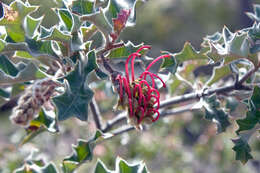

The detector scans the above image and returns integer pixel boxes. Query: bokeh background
[1,0,260,173]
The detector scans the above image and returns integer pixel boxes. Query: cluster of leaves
[0,0,260,172]
[163,4,260,164]
[15,130,149,173]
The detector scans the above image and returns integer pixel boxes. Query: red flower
[116,46,170,128]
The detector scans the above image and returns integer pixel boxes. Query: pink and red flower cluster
[116,46,170,128]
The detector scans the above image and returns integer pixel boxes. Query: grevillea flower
[116,46,171,129]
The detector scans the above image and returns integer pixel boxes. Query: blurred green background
[1,0,260,173]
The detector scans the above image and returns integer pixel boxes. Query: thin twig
[160,103,199,117]
[102,112,127,132]
[111,125,135,136]
[90,99,103,130]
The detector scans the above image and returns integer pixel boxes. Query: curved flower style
[116,45,170,128]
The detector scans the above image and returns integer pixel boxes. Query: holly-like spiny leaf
[95,159,113,173]
[173,42,208,64]
[81,24,98,42]
[202,94,231,133]
[94,157,150,173]
[236,86,260,134]
[0,54,19,76]
[207,27,259,67]
[20,108,59,146]
[39,26,71,43]
[15,163,58,173]
[25,37,60,59]
[71,0,95,15]
[53,63,94,121]
[232,136,253,165]
[62,130,110,173]
[163,42,208,75]
[206,64,232,86]
[0,55,46,85]
[58,9,73,32]
[27,0,64,28]
[53,50,97,121]
[24,15,42,38]
[14,150,58,173]
[108,41,146,59]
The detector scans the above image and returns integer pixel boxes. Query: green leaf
[117,158,140,173]
[28,0,64,28]
[0,87,11,98]
[95,68,109,80]
[207,65,232,86]
[0,40,29,54]
[6,25,26,42]
[58,9,73,31]
[0,1,37,42]
[203,94,231,133]
[236,111,260,134]
[72,0,95,15]
[223,26,233,43]
[207,27,258,66]
[206,32,223,43]
[24,16,42,38]
[14,162,58,173]
[81,25,98,42]
[0,54,19,76]
[20,127,46,146]
[20,108,59,145]
[0,59,46,85]
[236,86,260,134]
[25,37,59,59]
[84,50,98,74]
[71,13,84,33]
[174,42,208,64]
[251,85,260,108]
[108,41,145,59]
[232,136,253,164]
[81,8,112,41]
[248,23,260,41]
[71,31,84,52]
[176,59,208,85]
[62,130,106,173]
[53,61,94,121]
[228,33,250,58]
[94,159,112,173]
[94,157,150,173]
[15,51,34,59]
[40,27,71,43]
[160,53,177,74]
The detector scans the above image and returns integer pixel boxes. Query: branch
[110,125,135,137]
[160,103,199,117]
[102,112,127,132]
[160,66,257,108]
[89,99,103,130]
